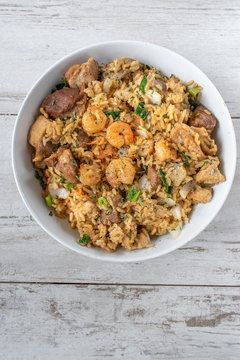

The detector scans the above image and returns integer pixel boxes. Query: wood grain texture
[0,283,240,360]
[0,0,240,116]
[1,1,240,358]
[0,115,239,285]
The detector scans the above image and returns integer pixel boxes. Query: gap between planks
[0,281,239,288]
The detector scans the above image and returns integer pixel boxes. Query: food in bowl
[28,56,225,252]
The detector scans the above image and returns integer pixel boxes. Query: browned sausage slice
[188,105,217,133]
[41,87,84,119]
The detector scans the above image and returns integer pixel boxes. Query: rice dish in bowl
[28,55,225,252]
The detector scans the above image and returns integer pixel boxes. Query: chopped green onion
[45,194,52,207]
[73,111,76,120]
[66,183,73,192]
[56,79,67,90]
[139,75,147,94]
[75,175,79,180]
[126,186,141,201]
[158,169,172,194]
[188,87,200,98]
[34,171,46,190]
[163,113,169,119]
[59,178,66,183]
[79,234,89,244]
[98,196,108,208]
[135,102,149,120]
[180,151,190,167]
[105,110,123,121]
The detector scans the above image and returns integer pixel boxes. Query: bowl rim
[12,40,237,262]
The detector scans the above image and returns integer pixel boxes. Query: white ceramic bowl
[12,41,236,262]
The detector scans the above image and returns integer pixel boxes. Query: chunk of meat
[34,140,55,163]
[195,161,225,185]
[135,229,151,249]
[103,57,138,81]
[41,87,84,119]
[107,69,130,81]
[189,105,217,133]
[191,126,217,156]
[108,208,120,223]
[28,115,49,149]
[138,139,154,157]
[106,158,136,188]
[100,192,122,225]
[155,138,178,162]
[65,57,99,88]
[169,165,187,187]
[28,115,54,165]
[101,208,120,225]
[75,129,90,148]
[152,78,167,92]
[44,147,78,184]
[109,192,122,208]
[170,123,205,160]
[79,164,101,186]
[61,93,88,120]
[189,185,213,203]
[147,167,160,188]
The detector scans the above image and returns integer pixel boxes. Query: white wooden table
[1,1,240,359]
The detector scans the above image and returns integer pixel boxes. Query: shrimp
[94,144,114,159]
[82,106,107,134]
[155,138,177,163]
[106,121,134,149]
[79,164,101,186]
[106,158,136,188]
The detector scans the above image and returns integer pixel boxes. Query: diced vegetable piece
[49,187,68,199]
[98,196,108,208]
[79,234,89,244]
[45,194,52,207]
[170,204,182,220]
[139,75,147,94]
[188,87,199,98]
[139,175,151,192]
[158,169,172,194]
[136,101,149,120]
[126,186,141,201]
[179,180,196,199]
[105,110,123,121]
[146,90,161,105]
[66,183,73,192]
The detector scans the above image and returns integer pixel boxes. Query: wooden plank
[0,283,239,359]
[1,115,239,285]
[0,0,240,116]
